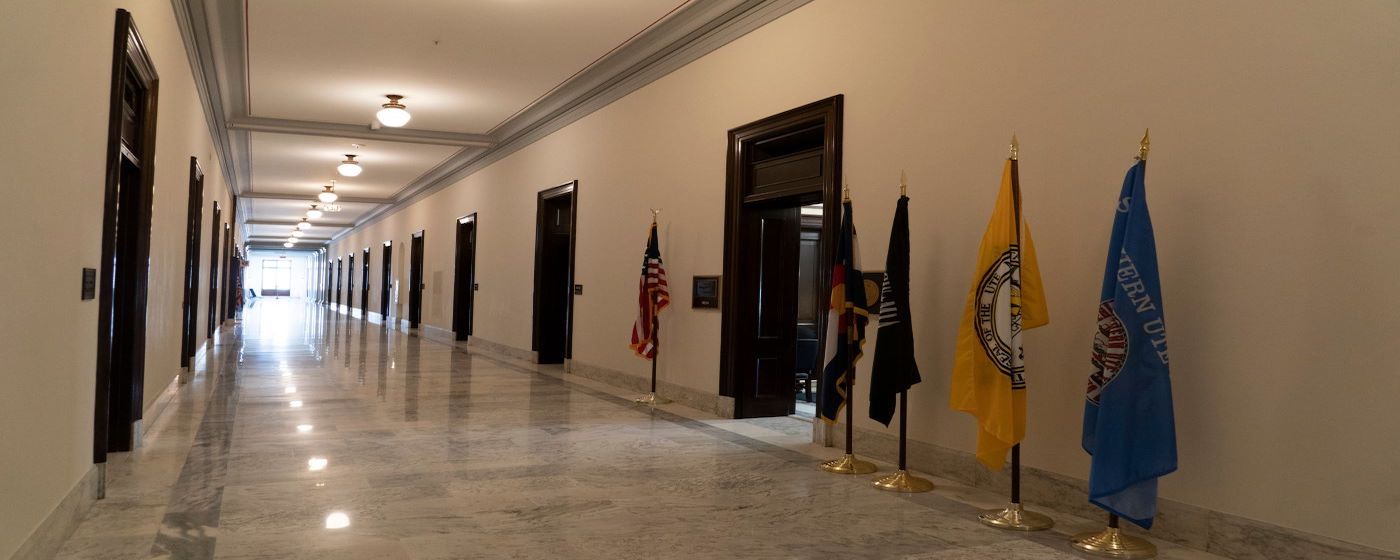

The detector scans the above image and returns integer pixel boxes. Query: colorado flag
[1082,160,1178,529]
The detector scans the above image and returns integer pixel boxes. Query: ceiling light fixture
[337,154,362,177]
[296,219,313,230]
[306,204,324,219]
[318,182,339,203]
[376,95,410,127]
[286,237,299,244]
[292,230,305,238]
[283,242,294,248]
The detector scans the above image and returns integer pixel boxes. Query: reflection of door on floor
[261,259,292,297]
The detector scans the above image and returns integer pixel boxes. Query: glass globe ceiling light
[286,237,298,243]
[376,94,410,127]
[337,154,362,177]
[306,204,324,219]
[291,229,305,238]
[318,183,339,203]
[283,242,294,248]
[296,218,312,230]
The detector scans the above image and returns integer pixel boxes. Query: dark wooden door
[346,254,355,311]
[361,248,370,314]
[380,243,392,319]
[408,232,425,328]
[737,205,802,417]
[207,203,221,337]
[335,258,342,307]
[453,215,477,341]
[180,158,203,368]
[533,184,576,364]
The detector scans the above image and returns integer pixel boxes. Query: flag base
[1070,527,1157,559]
[819,454,878,475]
[872,469,934,493]
[978,502,1054,531]
[632,392,670,406]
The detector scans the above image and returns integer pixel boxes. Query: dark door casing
[95,9,160,463]
[180,157,204,368]
[533,183,577,364]
[207,203,221,338]
[720,96,842,419]
[408,232,425,328]
[380,242,392,320]
[453,214,477,341]
[361,247,370,315]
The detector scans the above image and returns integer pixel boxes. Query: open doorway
[408,231,425,328]
[533,182,576,364]
[335,257,343,308]
[453,214,478,341]
[95,9,160,461]
[720,96,842,419]
[380,241,393,320]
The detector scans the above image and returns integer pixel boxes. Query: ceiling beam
[228,117,495,147]
[246,219,355,228]
[245,243,325,251]
[242,191,394,205]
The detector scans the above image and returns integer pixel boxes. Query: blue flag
[1082,160,1177,529]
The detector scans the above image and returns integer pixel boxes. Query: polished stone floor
[53,299,1225,559]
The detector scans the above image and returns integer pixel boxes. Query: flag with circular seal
[949,158,1048,470]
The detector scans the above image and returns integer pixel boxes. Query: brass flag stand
[820,185,877,475]
[872,173,933,492]
[978,135,1053,531]
[635,209,670,406]
[1069,130,1159,560]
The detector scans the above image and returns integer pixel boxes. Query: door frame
[361,247,371,316]
[453,213,478,341]
[180,157,204,368]
[95,8,160,463]
[207,202,221,337]
[531,181,578,361]
[719,96,842,418]
[380,240,393,320]
[408,230,426,328]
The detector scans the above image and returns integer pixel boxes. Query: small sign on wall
[81,268,97,300]
[692,275,720,308]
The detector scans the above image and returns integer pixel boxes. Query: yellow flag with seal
[950,157,1048,470]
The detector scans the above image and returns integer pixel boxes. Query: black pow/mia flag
[869,194,921,425]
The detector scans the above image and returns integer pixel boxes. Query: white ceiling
[247,0,686,133]
[239,0,688,245]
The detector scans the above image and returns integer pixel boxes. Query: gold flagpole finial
[1009,133,1019,161]
[1137,128,1150,161]
[899,170,907,197]
[649,208,660,223]
[842,176,852,203]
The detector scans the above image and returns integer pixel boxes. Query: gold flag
[950,158,1048,470]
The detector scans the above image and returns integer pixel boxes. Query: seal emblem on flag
[974,245,1025,388]
[1087,300,1128,403]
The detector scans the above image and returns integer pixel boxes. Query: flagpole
[873,172,933,493]
[1069,129,1159,560]
[635,209,670,407]
[820,183,876,475]
[979,134,1054,531]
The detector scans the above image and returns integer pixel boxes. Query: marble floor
[53,299,1227,559]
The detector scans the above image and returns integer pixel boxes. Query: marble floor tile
[50,300,1227,559]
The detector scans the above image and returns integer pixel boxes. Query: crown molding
[228,117,494,147]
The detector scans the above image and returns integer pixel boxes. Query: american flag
[630,221,669,359]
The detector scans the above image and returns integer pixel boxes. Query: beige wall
[0,1,236,557]
[329,0,1400,551]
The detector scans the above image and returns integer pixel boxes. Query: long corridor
[52,300,1221,559]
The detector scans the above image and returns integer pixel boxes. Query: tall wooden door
[180,158,203,368]
[380,242,392,319]
[453,215,477,341]
[361,248,370,315]
[533,184,576,364]
[408,232,425,328]
[734,205,802,417]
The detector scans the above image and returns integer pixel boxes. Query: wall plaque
[692,275,720,308]
[81,268,97,300]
